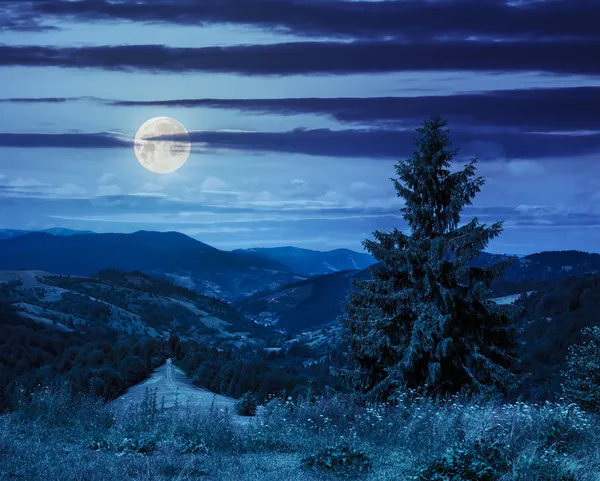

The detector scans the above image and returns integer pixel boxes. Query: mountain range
[0,227,95,239]
[0,231,303,300]
[233,246,374,276]
[0,229,599,333]
[238,250,600,332]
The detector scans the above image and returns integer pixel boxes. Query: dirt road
[110,360,261,425]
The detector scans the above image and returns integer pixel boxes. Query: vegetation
[3,117,600,479]
[0,303,167,410]
[514,273,600,401]
[235,392,258,416]
[0,386,597,480]
[561,326,600,413]
[338,116,520,401]
[173,336,343,403]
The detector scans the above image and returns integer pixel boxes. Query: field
[1,383,598,481]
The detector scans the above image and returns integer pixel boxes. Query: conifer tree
[337,116,520,401]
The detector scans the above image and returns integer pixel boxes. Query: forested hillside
[514,274,600,401]
[0,269,267,345]
[0,303,169,408]
[0,231,303,299]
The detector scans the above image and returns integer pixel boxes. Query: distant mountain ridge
[0,227,94,239]
[0,231,303,300]
[238,249,600,332]
[233,246,375,276]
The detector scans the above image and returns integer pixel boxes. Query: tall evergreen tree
[337,116,520,401]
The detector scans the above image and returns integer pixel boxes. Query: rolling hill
[0,231,304,300]
[0,227,95,239]
[237,268,372,332]
[238,250,600,332]
[0,269,267,348]
[233,246,375,276]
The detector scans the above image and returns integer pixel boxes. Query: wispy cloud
[0,41,598,76]
[3,128,599,160]
[5,86,600,132]
[4,87,600,132]
[3,0,598,42]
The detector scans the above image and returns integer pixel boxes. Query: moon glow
[134,117,191,174]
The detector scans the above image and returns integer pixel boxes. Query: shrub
[88,436,157,456]
[236,392,258,416]
[174,436,209,455]
[414,437,511,481]
[561,326,600,412]
[301,443,372,477]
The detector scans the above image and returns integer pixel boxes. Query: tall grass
[1,384,599,480]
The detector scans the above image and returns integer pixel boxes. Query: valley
[2,231,600,480]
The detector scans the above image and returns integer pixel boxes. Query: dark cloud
[4,87,600,133]
[0,132,130,149]
[106,87,600,132]
[2,128,599,160]
[0,97,73,104]
[0,40,598,76]
[3,0,599,42]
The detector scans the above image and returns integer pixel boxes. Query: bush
[301,443,372,477]
[414,437,511,481]
[174,436,209,455]
[235,392,257,416]
[561,326,600,412]
[88,436,157,456]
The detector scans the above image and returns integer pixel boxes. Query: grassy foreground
[1,385,599,480]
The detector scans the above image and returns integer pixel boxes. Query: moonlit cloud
[0,0,598,253]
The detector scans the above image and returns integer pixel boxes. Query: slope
[237,250,600,332]
[0,231,303,299]
[0,269,265,347]
[234,246,375,275]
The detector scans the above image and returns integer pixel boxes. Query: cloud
[98,172,118,184]
[52,183,88,197]
[137,182,164,193]
[96,184,122,196]
[184,128,600,160]
[6,87,600,133]
[0,176,87,199]
[0,40,598,76]
[104,87,600,133]
[279,178,329,198]
[200,175,229,193]
[506,160,545,176]
[0,132,130,149]
[349,181,380,199]
[8,177,47,188]
[0,97,75,104]
[1,128,599,160]
[3,0,598,42]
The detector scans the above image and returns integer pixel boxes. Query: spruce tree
[337,116,520,401]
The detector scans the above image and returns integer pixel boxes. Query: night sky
[0,0,599,254]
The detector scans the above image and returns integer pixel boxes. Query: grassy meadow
[1,384,598,480]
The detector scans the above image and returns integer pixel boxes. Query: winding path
[110,360,261,425]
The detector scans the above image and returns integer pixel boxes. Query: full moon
[134,117,191,174]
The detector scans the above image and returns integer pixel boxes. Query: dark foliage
[301,443,372,477]
[561,325,600,412]
[415,438,511,481]
[173,337,344,403]
[235,392,258,416]
[338,116,520,401]
[0,302,167,410]
[514,274,600,401]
